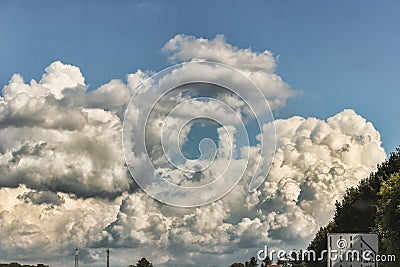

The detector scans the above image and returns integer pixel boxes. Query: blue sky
[1,0,399,153]
[0,1,399,265]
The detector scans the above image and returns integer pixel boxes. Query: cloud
[0,61,133,198]
[163,34,276,73]
[18,190,65,206]
[162,34,297,110]
[0,185,121,264]
[99,109,385,265]
[3,61,85,101]
[0,35,387,267]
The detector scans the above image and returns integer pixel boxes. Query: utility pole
[74,247,79,267]
[106,248,110,267]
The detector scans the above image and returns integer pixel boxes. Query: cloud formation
[0,35,386,266]
[163,34,297,109]
[0,61,136,198]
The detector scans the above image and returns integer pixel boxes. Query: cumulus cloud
[163,34,276,73]
[0,185,121,264]
[0,35,387,267]
[0,61,138,198]
[99,109,385,266]
[163,34,297,110]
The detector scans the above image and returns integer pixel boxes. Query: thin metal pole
[106,248,110,267]
[75,248,79,267]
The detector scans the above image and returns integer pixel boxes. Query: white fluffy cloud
[0,61,138,198]
[0,35,387,267]
[163,34,276,73]
[163,34,297,110]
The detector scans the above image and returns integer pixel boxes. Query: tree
[260,255,272,267]
[231,256,258,267]
[249,257,258,267]
[376,172,400,267]
[0,264,49,267]
[4,264,21,267]
[129,257,153,267]
[307,148,400,267]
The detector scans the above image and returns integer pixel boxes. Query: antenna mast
[74,247,79,267]
[106,248,110,267]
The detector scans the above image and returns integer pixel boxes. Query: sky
[1,0,399,153]
[0,0,399,266]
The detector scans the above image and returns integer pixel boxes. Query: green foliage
[376,172,400,266]
[129,257,153,267]
[0,264,49,267]
[307,147,400,267]
[247,257,258,267]
[259,255,272,267]
[0,264,21,267]
[231,256,258,267]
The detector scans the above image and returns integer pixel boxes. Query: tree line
[0,264,48,267]
[129,256,272,267]
[307,147,400,267]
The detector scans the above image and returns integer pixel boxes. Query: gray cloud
[18,190,64,206]
[0,62,135,199]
